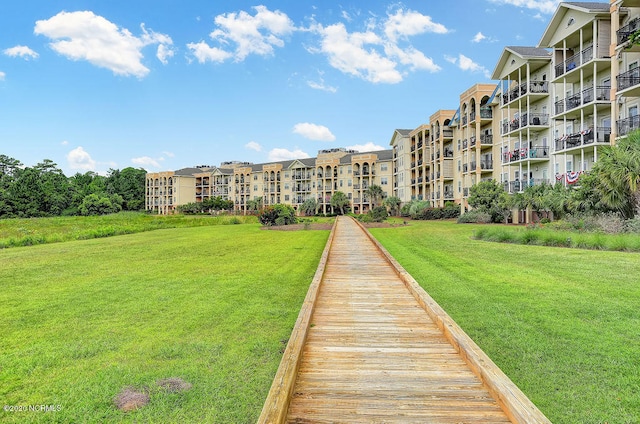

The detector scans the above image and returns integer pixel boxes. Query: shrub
[458,210,492,224]
[595,212,626,234]
[258,204,297,226]
[368,206,389,222]
[625,216,640,233]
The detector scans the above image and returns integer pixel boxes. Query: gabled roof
[491,46,551,80]
[389,129,412,146]
[538,2,610,47]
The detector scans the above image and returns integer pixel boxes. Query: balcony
[554,45,593,78]
[617,116,640,137]
[469,111,476,123]
[555,127,611,150]
[480,134,493,145]
[462,115,468,126]
[554,86,610,115]
[444,149,454,158]
[470,136,477,147]
[617,68,640,93]
[443,129,454,139]
[502,146,550,163]
[501,81,549,106]
[480,106,493,119]
[463,188,469,197]
[617,17,640,45]
[480,160,493,170]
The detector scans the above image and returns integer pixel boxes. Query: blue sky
[0,0,564,175]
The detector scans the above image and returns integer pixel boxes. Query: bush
[458,210,492,224]
[596,213,626,234]
[625,216,640,233]
[258,204,297,226]
[369,206,389,222]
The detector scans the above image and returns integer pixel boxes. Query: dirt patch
[114,387,149,412]
[156,377,192,393]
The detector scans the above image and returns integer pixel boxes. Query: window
[253,175,258,180]
[285,172,290,179]
[380,164,388,171]
[253,185,257,192]
[566,160,573,172]
[348,180,352,187]
[284,183,290,190]
[381,177,388,185]
[284,195,290,201]
[340,180,343,187]
[629,105,638,117]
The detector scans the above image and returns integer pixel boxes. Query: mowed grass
[0,212,257,248]
[370,221,640,424]
[0,223,329,423]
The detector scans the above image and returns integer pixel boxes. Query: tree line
[0,155,146,218]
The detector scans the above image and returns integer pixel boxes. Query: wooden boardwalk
[259,216,550,423]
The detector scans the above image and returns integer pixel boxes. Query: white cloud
[487,0,561,14]
[190,5,295,63]
[61,140,69,146]
[156,44,174,64]
[162,151,175,158]
[307,79,337,93]
[313,22,402,84]
[268,148,310,161]
[293,123,336,141]
[446,54,491,79]
[245,141,263,151]
[346,142,385,152]
[383,9,448,42]
[311,8,443,84]
[186,41,232,63]
[34,11,173,78]
[67,146,97,171]
[3,45,39,60]
[472,32,486,43]
[0,71,5,81]
[132,156,161,168]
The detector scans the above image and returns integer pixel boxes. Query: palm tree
[300,198,319,216]
[383,196,401,216]
[365,184,385,207]
[595,131,640,218]
[330,191,349,215]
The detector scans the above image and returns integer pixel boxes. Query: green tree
[594,132,640,218]
[78,193,123,216]
[106,167,146,211]
[330,191,350,215]
[365,184,385,207]
[468,180,510,223]
[300,198,319,216]
[383,196,401,216]
[245,197,263,212]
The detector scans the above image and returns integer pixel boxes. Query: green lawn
[370,220,640,424]
[0,212,257,248]
[0,223,329,423]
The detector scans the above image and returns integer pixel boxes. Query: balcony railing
[554,86,610,115]
[480,160,493,170]
[555,127,611,150]
[480,106,493,119]
[480,134,493,145]
[443,129,453,138]
[617,68,640,92]
[618,17,640,45]
[502,146,550,163]
[554,45,594,78]
[617,116,640,137]
[469,111,476,122]
[501,81,549,105]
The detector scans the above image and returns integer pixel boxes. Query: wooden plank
[260,216,550,423]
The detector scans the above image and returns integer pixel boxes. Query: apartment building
[147,2,634,217]
[455,84,500,209]
[146,148,394,215]
[492,47,554,193]
[612,0,640,139]
[390,129,412,202]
